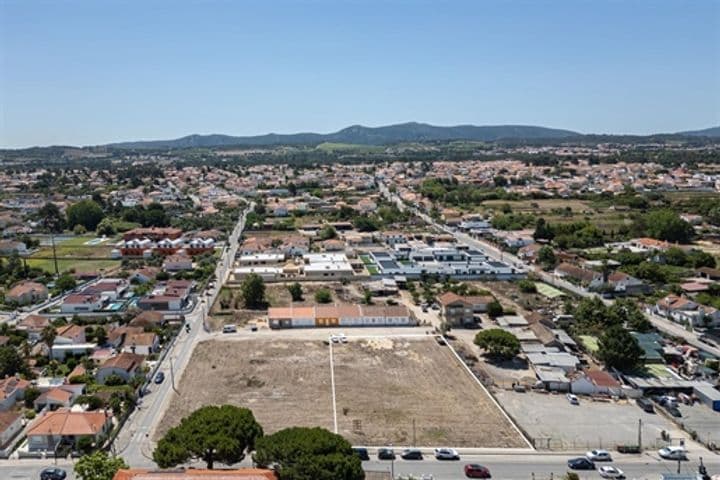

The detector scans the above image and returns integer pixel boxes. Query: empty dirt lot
[157,336,528,448]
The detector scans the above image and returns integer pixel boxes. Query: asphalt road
[112,203,252,467]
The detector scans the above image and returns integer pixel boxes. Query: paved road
[112,203,252,467]
[363,451,720,479]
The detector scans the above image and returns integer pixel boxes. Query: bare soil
[156,337,527,448]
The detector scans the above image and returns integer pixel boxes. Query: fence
[530,436,670,451]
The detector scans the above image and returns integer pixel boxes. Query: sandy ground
[333,337,527,448]
[156,336,527,448]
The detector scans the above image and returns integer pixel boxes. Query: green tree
[609,299,652,333]
[23,386,41,408]
[253,427,363,480]
[41,325,57,348]
[638,209,694,243]
[474,329,520,360]
[533,218,554,241]
[38,202,66,233]
[67,199,105,231]
[287,282,303,302]
[240,273,266,309]
[537,245,557,268]
[153,405,263,469]
[318,225,337,241]
[0,346,25,377]
[56,273,77,292]
[486,300,503,319]
[96,218,116,236]
[74,451,128,480]
[314,288,332,304]
[597,325,643,371]
[517,279,537,293]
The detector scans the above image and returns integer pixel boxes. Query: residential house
[121,332,159,356]
[570,370,622,396]
[0,410,23,450]
[5,281,48,306]
[129,267,160,284]
[0,240,27,255]
[590,271,650,296]
[96,353,145,384]
[0,376,30,411]
[112,469,277,480]
[128,311,165,328]
[163,252,193,272]
[26,408,113,452]
[60,294,103,313]
[517,243,542,263]
[554,262,602,287]
[33,387,78,411]
[16,314,50,341]
[653,295,720,328]
[437,292,494,327]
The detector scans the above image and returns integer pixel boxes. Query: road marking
[328,340,338,434]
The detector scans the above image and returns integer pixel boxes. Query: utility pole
[638,418,642,452]
[50,230,59,277]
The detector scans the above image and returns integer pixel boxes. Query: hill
[678,126,720,137]
[106,122,579,149]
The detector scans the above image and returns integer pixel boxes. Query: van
[637,398,654,413]
[222,324,237,334]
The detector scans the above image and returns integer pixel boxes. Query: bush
[517,279,537,293]
[103,374,126,386]
[76,436,94,454]
[474,329,520,360]
[314,288,332,304]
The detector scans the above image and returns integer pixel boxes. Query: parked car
[222,324,237,333]
[637,397,654,413]
[567,457,595,470]
[154,372,165,384]
[401,448,423,460]
[464,463,491,478]
[40,468,67,480]
[598,466,626,479]
[586,449,612,462]
[378,448,395,460]
[434,448,460,460]
[566,393,580,405]
[666,406,682,418]
[352,447,369,461]
[658,446,688,460]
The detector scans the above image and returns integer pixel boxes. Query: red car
[464,464,491,478]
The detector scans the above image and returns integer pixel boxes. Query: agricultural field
[156,336,528,448]
[480,199,630,230]
[26,258,120,274]
[534,282,565,299]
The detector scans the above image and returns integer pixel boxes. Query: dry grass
[157,337,526,448]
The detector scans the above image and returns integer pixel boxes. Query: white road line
[328,340,338,434]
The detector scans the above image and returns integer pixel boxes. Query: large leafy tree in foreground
[153,405,263,469]
[253,427,363,480]
[75,451,128,480]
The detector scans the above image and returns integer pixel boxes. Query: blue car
[154,372,165,384]
[568,457,595,470]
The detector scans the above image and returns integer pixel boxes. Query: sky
[1,0,719,148]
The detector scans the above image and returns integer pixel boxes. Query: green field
[579,335,599,353]
[31,234,118,259]
[478,199,630,230]
[315,142,384,153]
[535,282,565,298]
[27,258,120,274]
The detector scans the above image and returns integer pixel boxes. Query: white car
[434,448,460,460]
[566,393,579,405]
[586,449,612,462]
[658,446,687,460]
[598,466,625,479]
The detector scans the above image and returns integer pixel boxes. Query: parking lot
[677,403,720,447]
[495,391,684,450]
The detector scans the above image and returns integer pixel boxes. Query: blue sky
[1,0,718,148]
